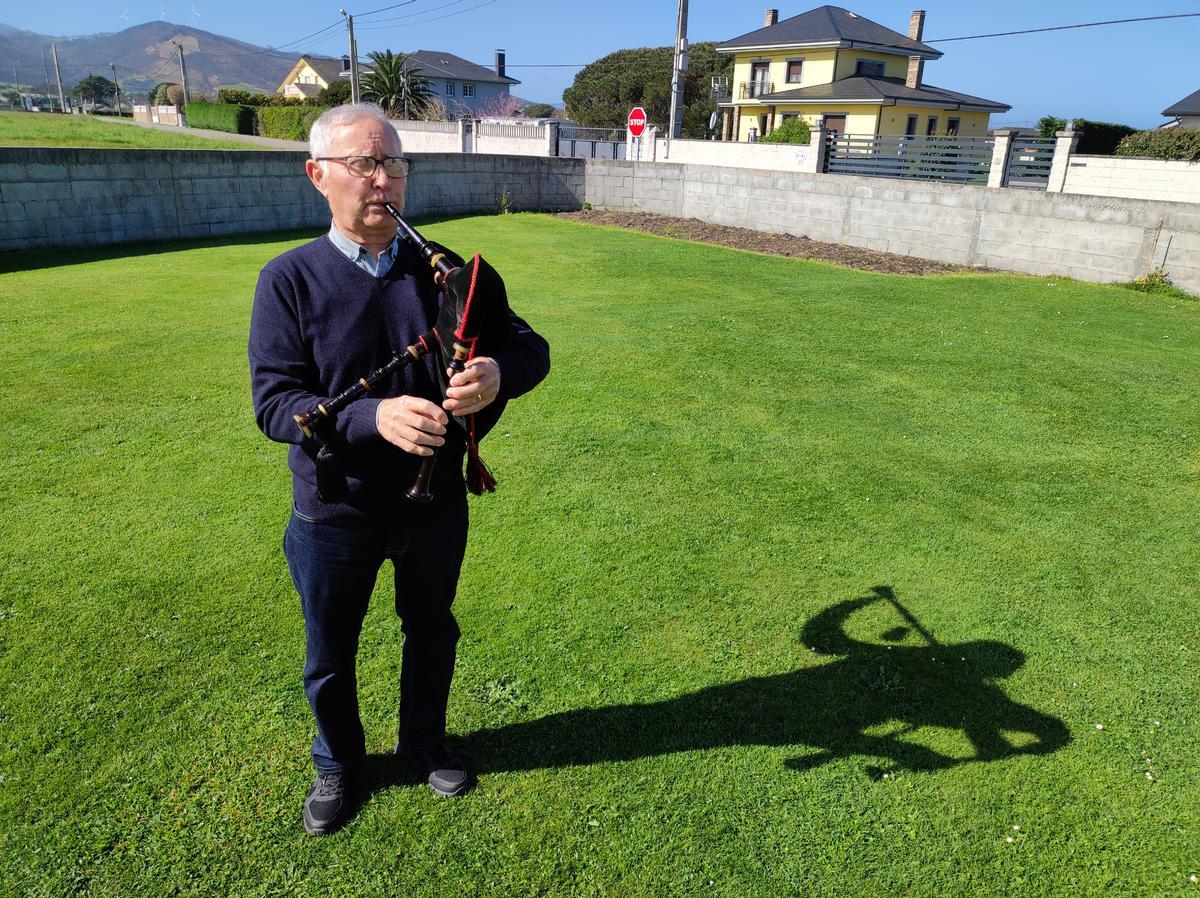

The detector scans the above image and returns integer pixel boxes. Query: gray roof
[406,50,519,85]
[717,5,941,57]
[1162,88,1200,117]
[759,75,1009,111]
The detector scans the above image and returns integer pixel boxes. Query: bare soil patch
[555,210,978,276]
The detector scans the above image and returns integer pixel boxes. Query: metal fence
[825,134,996,185]
[478,122,544,138]
[556,126,626,160]
[1005,136,1056,190]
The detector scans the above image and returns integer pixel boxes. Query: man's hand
[443,357,501,417]
[376,396,447,456]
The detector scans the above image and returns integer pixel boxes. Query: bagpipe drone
[293,203,515,503]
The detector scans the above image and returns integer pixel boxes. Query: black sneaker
[397,742,474,797]
[303,771,353,835]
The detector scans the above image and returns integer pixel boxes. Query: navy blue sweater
[249,234,549,524]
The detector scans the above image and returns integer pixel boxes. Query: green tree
[317,79,352,107]
[522,103,556,118]
[562,42,731,138]
[361,50,433,119]
[73,74,117,108]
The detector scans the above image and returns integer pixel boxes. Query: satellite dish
[708,110,718,130]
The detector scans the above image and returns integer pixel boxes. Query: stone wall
[581,159,1200,295]
[0,148,585,252]
[1062,155,1200,205]
[0,147,329,252]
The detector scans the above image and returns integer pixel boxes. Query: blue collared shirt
[326,222,400,278]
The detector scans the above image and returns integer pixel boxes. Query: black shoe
[303,771,353,835]
[397,742,474,797]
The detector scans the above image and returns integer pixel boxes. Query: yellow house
[276,56,349,100]
[715,6,1009,142]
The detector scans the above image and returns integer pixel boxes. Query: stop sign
[627,106,647,137]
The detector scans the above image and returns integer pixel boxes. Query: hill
[0,21,303,98]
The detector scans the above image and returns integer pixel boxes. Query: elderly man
[249,103,549,835]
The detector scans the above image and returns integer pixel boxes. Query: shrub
[183,100,256,134]
[318,80,352,106]
[258,105,327,141]
[761,117,811,145]
[1114,128,1200,162]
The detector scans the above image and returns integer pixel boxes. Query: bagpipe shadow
[358,585,1071,802]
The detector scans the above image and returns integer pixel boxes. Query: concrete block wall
[1062,155,1200,204]
[0,148,328,251]
[651,138,817,173]
[582,158,1200,295]
[396,153,586,217]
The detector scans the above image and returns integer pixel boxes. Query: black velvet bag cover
[432,251,515,494]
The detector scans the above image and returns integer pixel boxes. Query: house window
[905,114,918,137]
[947,117,961,135]
[462,83,475,98]
[855,59,885,77]
[926,115,939,135]
[786,61,803,84]
[446,82,456,96]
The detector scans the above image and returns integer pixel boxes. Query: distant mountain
[0,20,304,97]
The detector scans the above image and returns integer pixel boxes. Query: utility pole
[668,0,689,139]
[172,40,191,105]
[12,63,21,110]
[111,63,122,116]
[52,44,67,113]
[42,51,51,107]
[340,9,360,104]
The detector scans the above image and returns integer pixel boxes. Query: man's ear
[305,159,327,196]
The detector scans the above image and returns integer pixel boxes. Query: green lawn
[0,109,266,149]
[0,215,1197,897]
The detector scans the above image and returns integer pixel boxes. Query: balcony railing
[738,81,774,100]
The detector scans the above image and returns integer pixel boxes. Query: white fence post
[1046,127,1080,193]
[987,129,1014,188]
[798,125,827,174]
[544,122,558,157]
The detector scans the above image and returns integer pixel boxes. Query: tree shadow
[361,585,1070,801]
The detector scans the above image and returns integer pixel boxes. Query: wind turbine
[160,6,168,21]
[121,8,130,26]
[189,4,201,26]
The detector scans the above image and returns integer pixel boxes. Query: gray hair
[308,102,401,160]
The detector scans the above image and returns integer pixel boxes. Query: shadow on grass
[360,585,1070,806]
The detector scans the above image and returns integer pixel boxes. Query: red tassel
[466,441,497,495]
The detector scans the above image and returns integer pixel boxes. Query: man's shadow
[363,585,1070,796]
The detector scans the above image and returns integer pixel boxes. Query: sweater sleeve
[248,266,382,447]
[492,310,550,402]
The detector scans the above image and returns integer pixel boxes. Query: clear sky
[5,1,1198,126]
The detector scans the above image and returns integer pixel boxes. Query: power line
[356,0,472,24]
[223,19,345,57]
[928,12,1200,43]
[355,0,498,31]
[355,0,419,18]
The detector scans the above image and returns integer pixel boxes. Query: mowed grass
[0,109,265,149]
[0,215,1197,897]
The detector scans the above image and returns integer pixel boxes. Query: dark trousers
[283,491,468,774]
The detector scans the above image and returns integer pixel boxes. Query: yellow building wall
[731,49,837,95]
[833,49,909,81]
[735,104,882,141]
[875,106,992,136]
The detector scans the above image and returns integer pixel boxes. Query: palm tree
[361,50,434,120]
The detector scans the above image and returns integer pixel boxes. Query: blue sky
[6,1,1198,125]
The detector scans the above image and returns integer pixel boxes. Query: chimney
[495,49,506,79]
[764,8,778,27]
[906,9,925,89]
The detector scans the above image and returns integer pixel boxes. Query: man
[249,103,549,835]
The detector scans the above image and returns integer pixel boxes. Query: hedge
[1037,116,1137,155]
[184,101,256,135]
[1114,128,1200,162]
[258,106,327,141]
[760,117,811,145]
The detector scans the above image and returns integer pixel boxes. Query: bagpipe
[293,203,515,503]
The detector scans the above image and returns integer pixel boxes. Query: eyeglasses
[315,155,409,178]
